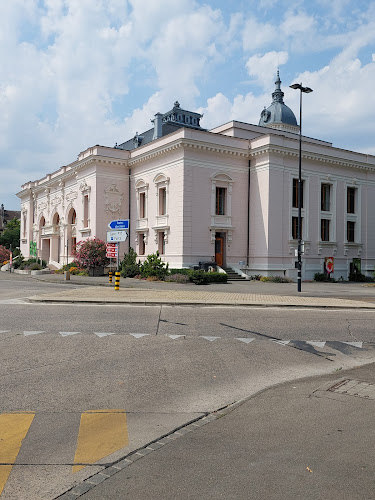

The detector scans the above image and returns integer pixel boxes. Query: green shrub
[140,251,169,280]
[260,276,293,283]
[168,268,191,275]
[121,247,140,277]
[20,258,47,270]
[189,270,209,285]
[29,263,42,270]
[205,272,228,283]
[348,272,372,282]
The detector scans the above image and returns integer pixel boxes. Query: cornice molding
[129,138,249,166]
[250,144,375,172]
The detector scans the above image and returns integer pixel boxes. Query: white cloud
[242,17,277,51]
[246,51,289,87]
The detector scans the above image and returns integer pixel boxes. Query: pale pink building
[17,75,375,280]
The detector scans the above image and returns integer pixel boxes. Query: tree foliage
[140,251,169,280]
[72,238,108,269]
[0,218,20,249]
[121,247,140,277]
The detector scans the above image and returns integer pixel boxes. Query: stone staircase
[223,267,248,281]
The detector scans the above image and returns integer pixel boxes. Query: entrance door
[215,236,224,267]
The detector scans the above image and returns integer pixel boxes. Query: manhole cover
[328,379,375,400]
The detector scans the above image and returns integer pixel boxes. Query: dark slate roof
[0,206,20,233]
[258,71,298,127]
[117,101,205,151]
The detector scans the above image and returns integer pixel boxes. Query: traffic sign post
[108,220,129,230]
[107,231,128,243]
[106,243,118,259]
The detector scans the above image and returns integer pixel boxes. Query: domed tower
[259,71,299,133]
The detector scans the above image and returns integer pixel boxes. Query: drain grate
[328,379,375,400]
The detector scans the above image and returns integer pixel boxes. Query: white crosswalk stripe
[271,340,291,346]
[24,331,45,336]
[59,331,80,337]
[0,330,10,333]
[129,333,150,338]
[342,341,363,348]
[306,341,326,348]
[167,334,186,340]
[200,336,220,342]
[94,332,117,337]
[236,338,255,344]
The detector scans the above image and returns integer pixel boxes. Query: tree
[0,218,20,249]
[121,247,140,277]
[72,238,109,270]
[140,251,169,280]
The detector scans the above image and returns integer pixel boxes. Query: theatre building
[17,73,375,280]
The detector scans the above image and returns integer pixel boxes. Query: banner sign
[325,257,334,274]
[29,241,37,257]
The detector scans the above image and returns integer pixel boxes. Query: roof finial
[272,70,284,103]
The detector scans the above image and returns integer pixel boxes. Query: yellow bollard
[115,271,120,291]
[109,271,113,284]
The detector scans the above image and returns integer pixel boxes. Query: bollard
[115,271,120,291]
[109,271,113,284]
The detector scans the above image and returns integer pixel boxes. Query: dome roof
[259,71,298,128]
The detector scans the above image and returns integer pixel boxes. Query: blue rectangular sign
[108,219,129,230]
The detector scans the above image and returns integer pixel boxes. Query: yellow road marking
[0,413,35,495]
[73,410,128,473]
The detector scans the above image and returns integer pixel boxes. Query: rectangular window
[292,179,304,209]
[321,184,331,211]
[159,188,166,215]
[291,216,303,240]
[158,231,165,255]
[347,221,355,242]
[139,192,146,219]
[139,233,145,255]
[347,187,355,213]
[216,187,226,215]
[83,195,89,227]
[321,219,330,241]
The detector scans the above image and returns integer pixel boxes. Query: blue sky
[2,0,375,209]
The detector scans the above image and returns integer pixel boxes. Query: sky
[2,0,375,209]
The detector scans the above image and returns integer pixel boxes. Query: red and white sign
[325,257,334,274]
[106,243,118,258]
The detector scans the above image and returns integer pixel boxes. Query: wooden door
[215,236,224,267]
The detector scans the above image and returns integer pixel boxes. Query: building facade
[17,75,375,280]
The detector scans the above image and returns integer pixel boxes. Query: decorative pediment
[153,173,169,185]
[211,172,234,183]
[135,179,149,190]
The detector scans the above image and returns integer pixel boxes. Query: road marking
[0,331,9,334]
[166,334,185,340]
[73,410,128,473]
[23,331,45,336]
[342,341,363,348]
[59,332,80,337]
[200,336,220,342]
[306,341,326,348]
[93,332,117,338]
[272,340,291,346]
[128,333,149,339]
[0,413,35,495]
[235,338,255,344]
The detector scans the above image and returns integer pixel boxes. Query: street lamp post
[289,83,313,293]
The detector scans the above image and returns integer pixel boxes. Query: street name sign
[108,220,129,230]
[107,231,128,242]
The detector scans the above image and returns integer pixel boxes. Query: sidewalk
[62,362,375,500]
[26,273,375,309]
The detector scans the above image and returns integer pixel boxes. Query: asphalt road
[1,273,375,499]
